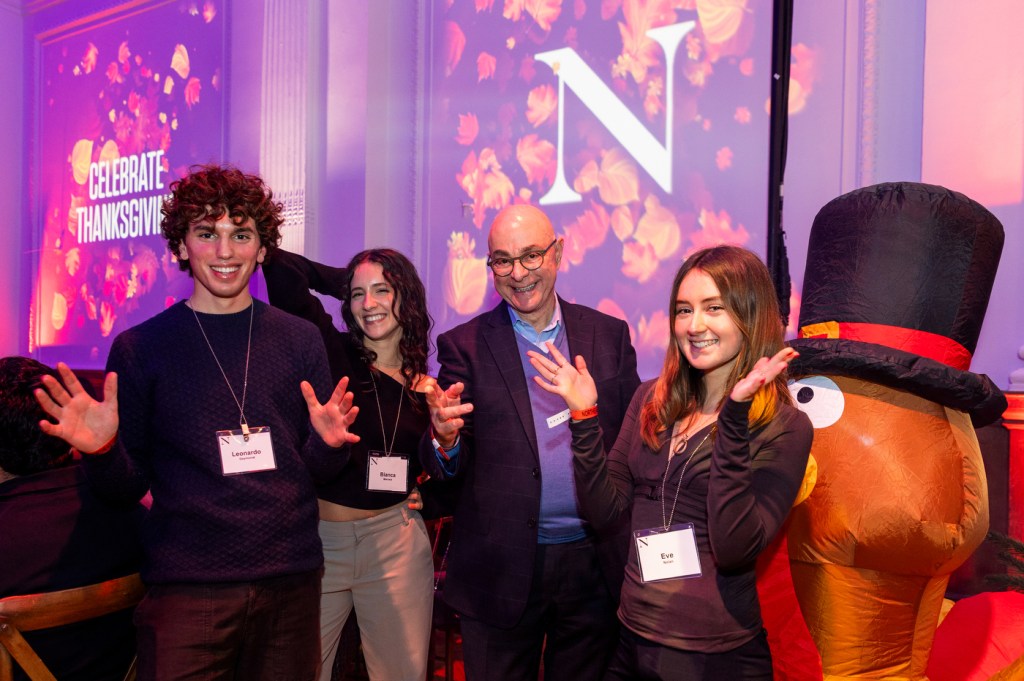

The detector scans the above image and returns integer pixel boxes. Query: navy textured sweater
[84,300,347,584]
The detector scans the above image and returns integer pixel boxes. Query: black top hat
[788,182,1007,426]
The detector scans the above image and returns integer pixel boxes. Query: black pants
[459,537,618,681]
[133,570,321,681]
[604,625,773,681]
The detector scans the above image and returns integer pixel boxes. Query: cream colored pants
[317,505,434,681]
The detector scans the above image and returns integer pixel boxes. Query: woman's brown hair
[639,245,791,450]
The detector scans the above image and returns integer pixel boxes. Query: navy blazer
[420,298,640,627]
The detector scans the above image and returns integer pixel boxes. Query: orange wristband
[570,405,598,420]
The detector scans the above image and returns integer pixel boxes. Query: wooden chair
[0,573,145,681]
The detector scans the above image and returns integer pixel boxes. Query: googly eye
[788,375,845,429]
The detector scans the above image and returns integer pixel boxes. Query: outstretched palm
[34,362,119,454]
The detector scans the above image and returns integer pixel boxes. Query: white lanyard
[191,302,255,439]
[660,422,715,530]
[370,370,403,456]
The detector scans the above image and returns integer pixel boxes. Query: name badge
[367,451,409,492]
[634,523,702,582]
[217,427,277,476]
[546,408,570,429]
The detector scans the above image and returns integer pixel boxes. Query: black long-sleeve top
[570,380,812,653]
[262,249,431,510]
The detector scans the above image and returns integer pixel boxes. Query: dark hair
[340,249,433,387]
[640,246,791,450]
[161,164,284,273]
[0,357,73,476]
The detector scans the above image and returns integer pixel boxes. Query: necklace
[190,301,255,439]
[660,423,716,531]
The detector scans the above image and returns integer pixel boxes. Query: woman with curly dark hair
[263,247,441,681]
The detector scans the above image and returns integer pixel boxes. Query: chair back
[0,573,145,681]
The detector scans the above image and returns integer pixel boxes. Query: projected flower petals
[71,140,94,185]
[455,113,479,145]
[444,232,488,315]
[118,42,131,65]
[445,21,466,76]
[163,76,174,95]
[788,43,818,115]
[202,1,216,23]
[170,44,190,79]
[184,77,201,109]
[516,134,556,186]
[622,240,659,283]
[597,298,630,326]
[99,301,116,337]
[611,206,634,241]
[105,62,124,84]
[528,0,563,31]
[476,0,496,10]
[457,148,514,228]
[52,292,69,331]
[573,159,599,194]
[525,84,557,127]
[99,140,120,164]
[686,208,750,255]
[637,309,669,354]
[613,0,674,83]
[696,0,747,44]
[82,43,98,74]
[573,202,610,248]
[634,194,680,260]
[65,248,81,276]
[474,56,498,87]
[734,106,751,123]
[716,146,733,170]
[597,147,639,206]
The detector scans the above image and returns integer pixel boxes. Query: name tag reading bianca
[367,452,409,492]
[217,427,277,476]
[634,523,702,582]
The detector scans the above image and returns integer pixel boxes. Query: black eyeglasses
[487,239,558,277]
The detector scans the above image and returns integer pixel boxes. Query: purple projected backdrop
[31,0,225,369]
[426,0,772,379]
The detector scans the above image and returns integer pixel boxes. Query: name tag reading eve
[546,408,570,429]
[217,427,277,476]
[634,523,702,582]
[367,452,409,492]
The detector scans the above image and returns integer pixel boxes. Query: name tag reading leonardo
[634,523,702,582]
[217,427,277,475]
[367,452,409,492]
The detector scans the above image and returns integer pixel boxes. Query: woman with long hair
[528,245,812,679]
[263,247,439,681]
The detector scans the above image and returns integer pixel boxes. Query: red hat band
[798,321,972,373]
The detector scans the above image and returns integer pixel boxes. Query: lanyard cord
[660,423,716,531]
[370,370,404,456]
[191,302,255,437]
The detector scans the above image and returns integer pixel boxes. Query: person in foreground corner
[263,246,446,681]
[0,356,144,681]
[421,204,641,680]
[33,164,360,681]
[528,245,812,680]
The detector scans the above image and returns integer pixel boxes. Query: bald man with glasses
[420,204,640,680]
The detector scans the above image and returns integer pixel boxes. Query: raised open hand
[526,341,597,412]
[426,382,473,448]
[730,347,799,403]
[302,376,361,448]
[34,362,119,454]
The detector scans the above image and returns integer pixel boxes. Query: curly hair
[161,164,284,273]
[340,249,433,388]
[640,246,792,450]
[0,357,73,476]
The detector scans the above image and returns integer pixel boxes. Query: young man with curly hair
[35,165,360,681]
